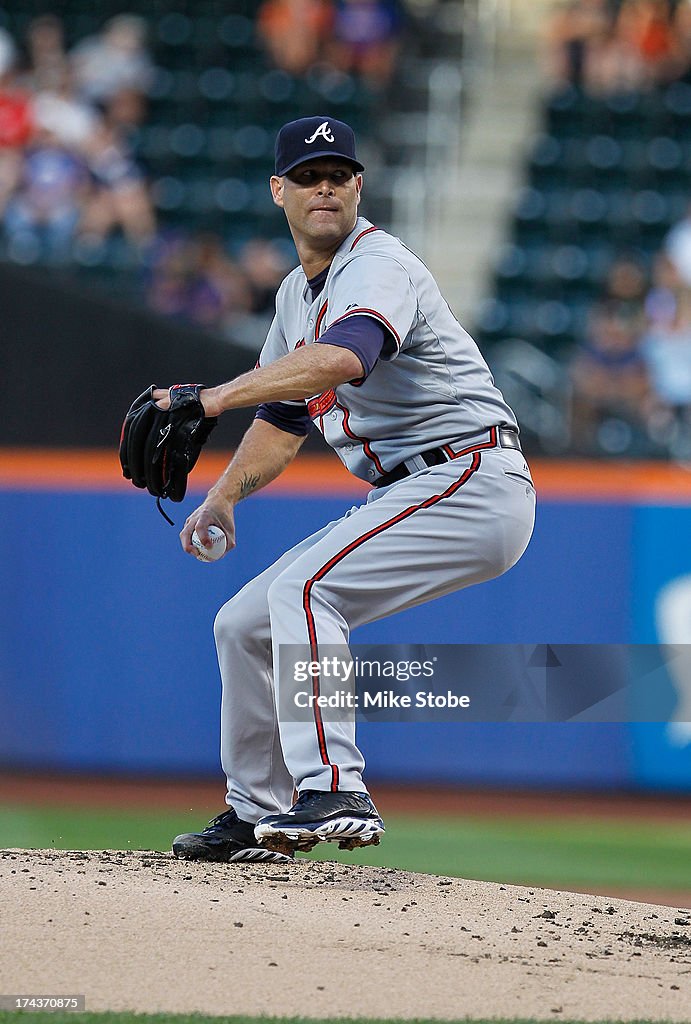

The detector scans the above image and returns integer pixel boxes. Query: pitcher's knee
[213,587,269,649]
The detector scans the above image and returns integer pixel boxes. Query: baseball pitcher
[121,115,536,863]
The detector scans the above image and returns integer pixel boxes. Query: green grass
[1,803,690,891]
[0,1015,678,1024]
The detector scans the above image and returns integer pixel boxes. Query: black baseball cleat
[172,807,293,863]
[254,790,385,855]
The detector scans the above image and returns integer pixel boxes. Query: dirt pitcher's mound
[1,850,689,1021]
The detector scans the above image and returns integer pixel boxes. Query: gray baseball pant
[213,446,536,825]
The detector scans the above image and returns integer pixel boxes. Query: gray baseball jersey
[212,216,535,817]
[258,216,517,482]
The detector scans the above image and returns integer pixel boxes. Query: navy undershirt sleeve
[316,315,387,378]
[255,401,313,436]
[254,291,385,432]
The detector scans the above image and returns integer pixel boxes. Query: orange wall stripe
[0,449,367,496]
[2,449,691,502]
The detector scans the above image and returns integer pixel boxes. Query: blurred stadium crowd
[482,0,691,458]
[543,0,691,91]
[0,14,156,261]
[0,0,409,341]
[2,0,691,458]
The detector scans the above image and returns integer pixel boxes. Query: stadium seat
[513,187,550,245]
[528,134,563,189]
[215,177,252,213]
[544,85,585,137]
[493,243,532,299]
[217,13,255,48]
[489,68,689,370]
[630,189,672,247]
[641,136,688,191]
[198,67,236,102]
[548,244,595,302]
[531,298,575,349]
[601,91,648,139]
[474,297,512,343]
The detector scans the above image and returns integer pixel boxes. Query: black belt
[374,426,522,489]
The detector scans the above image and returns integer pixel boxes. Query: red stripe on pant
[301,578,338,788]
[301,450,484,791]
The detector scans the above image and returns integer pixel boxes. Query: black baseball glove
[119,384,217,506]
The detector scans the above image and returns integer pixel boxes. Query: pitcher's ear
[270,175,284,207]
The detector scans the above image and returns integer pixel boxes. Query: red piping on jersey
[336,400,386,476]
[350,226,379,250]
[329,307,401,351]
[312,299,388,472]
[315,301,329,339]
[313,304,330,430]
[314,281,389,478]
[302,446,485,791]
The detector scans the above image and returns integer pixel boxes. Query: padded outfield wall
[1,452,690,793]
[1,261,690,791]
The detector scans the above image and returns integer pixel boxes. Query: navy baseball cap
[274,116,364,176]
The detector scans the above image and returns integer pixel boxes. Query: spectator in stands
[257,0,334,76]
[70,15,154,116]
[543,0,688,93]
[0,29,33,218]
[32,67,98,152]
[260,0,335,77]
[239,238,292,315]
[569,301,651,452]
[664,201,691,288]
[147,233,252,331]
[599,254,648,333]
[79,120,156,250]
[198,234,254,328]
[329,0,404,88]
[103,86,148,138]
[2,124,88,262]
[23,14,68,93]
[591,34,640,94]
[646,251,686,329]
[0,16,154,267]
[541,0,612,88]
[670,0,691,81]
[613,0,678,86]
[581,9,651,93]
[641,313,691,454]
[147,234,212,323]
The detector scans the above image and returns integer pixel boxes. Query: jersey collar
[300,217,374,304]
[338,216,375,257]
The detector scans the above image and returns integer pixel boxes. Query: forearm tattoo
[238,472,261,501]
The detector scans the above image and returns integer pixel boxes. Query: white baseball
[191,525,227,563]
